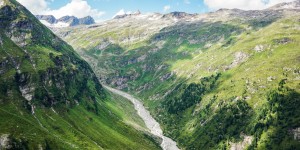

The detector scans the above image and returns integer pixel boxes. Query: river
[103,85,180,150]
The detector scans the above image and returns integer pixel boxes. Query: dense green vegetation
[0,0,161,149]
[164,73,221,114]
[56,3,300,150]
[249,80,300,149]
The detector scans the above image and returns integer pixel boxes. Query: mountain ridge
[36,15,95,27]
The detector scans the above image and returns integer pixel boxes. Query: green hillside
[0,0,161,149]
[56,4,300,150]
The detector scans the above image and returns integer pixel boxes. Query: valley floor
[103,85,180,150]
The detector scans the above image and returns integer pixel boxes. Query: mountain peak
[268,0,300,10]
[79,15,95,25]
[36,15,95,27]
[113,10,142,19]
[162,11,195,20]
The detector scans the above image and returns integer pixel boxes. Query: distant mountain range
[36,15,95,27]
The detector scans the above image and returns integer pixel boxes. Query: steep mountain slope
[55,1,300,149]
[0,0,161,149]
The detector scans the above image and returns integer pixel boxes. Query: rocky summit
[36,15,95,27]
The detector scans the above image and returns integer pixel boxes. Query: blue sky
[16,0,295,22]
[49,0,208,13]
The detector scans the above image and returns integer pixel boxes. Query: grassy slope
[160,17,300,149]
[57,10,300,149]
[0,0,161,149]
[0,97,160,149]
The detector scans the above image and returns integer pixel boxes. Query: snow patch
[53,21,70,28]
[40,20,70,28]
[39,20,52,26]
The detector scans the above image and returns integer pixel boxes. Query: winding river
[103,85,180,150]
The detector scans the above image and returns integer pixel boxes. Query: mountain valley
[0,0,161,149]
[0,0,300,149]
[53,0,300,149]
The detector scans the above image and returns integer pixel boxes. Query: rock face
[113,10,142,19]
[0,0,104,109]
[0,1,5,7]
[78,16,95,25]
[293,128,300,140]
[269,0,300,10]
[36,15,56,24]
[0,134,11,149]
[230,135,253,150]
[57,16,79,26]
[36,15,95,27]
[0,134,26,149]
[162,12,196,20]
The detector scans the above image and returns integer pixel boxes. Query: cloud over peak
[204,0,295,10]
[17,0,48,14]
[17,0,105,20]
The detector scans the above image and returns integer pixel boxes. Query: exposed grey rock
[163,12,196,20]
[137,54,147,62]
[230,135,253,150]
[79,16,95,25]
[292,127,300,140]
[267,76,276,81]
[96,40,110,50]
[19,85,35,101]
[273,37,293,44]
[113,10,142,19]
[57,16,79,26]
[6,19,33,47]
[36,15,56,24]
[0,134,12,149]
[226,52,249,69]
[36,15,95,27]
[160,72,174,81]
[0,36,2,45]
[268,0,300,10]
[254,44,265,52]
[0,1,5,7]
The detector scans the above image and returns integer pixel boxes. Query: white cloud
[184,0,191,4]
[17,0,48,14]
[204,0,295,10]
[44,0,105,19]
[112,9,134,18]
[164,5,171,12]
[112,9,126,18]
[17,0,105,20]
[115,9,126,16]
